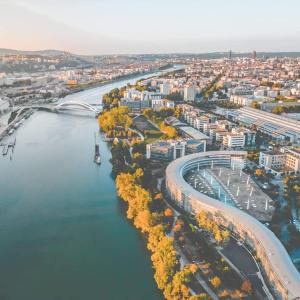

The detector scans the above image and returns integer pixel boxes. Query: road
[221,238,271,299]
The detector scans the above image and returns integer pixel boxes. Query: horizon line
[1,47,300,57]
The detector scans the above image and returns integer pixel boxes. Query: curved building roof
[166,151,300,299]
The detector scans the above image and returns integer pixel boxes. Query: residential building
[124,89,142,100]
[184,86,196,102]
[151,99,175,111]
[232,128,256,147]
[160,82,171,95]
[259,151,285,171]
[230,95,255,107]
[141,91,162,101]
[285,148,300,173]
[223,132,245,149]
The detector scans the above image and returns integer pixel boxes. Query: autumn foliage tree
[163,265,196,300]
[151,236,179,290]
[99,106,132,135]
[116,170,182,297]
[241,279,252,295]
[160,122,178,139]
[210,276,221,289]
[197,211,230,244]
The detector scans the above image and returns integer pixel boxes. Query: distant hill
[0,48,72,57]
[1,48,300,59]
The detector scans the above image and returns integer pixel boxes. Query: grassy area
[132,115,163,143]
[144,129,163,143]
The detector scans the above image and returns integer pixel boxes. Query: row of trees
[115,169,205,299]
[260,81,283,89]
[271,105,300,115]
[283,176,300,250]
[201,74,223,100]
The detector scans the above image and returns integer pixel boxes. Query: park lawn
[144,129,163,143]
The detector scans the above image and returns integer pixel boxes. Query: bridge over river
[22,101,103,115]
[0,101,102,140]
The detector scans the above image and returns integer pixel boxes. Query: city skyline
[1,0,300,55]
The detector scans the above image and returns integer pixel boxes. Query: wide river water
[0,74,166,300]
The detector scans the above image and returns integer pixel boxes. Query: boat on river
[94,133,101,165]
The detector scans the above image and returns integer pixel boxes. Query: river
[0,73,167,300]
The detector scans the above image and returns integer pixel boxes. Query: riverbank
[65,64,175,95]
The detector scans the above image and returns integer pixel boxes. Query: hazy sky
[1,0,300,54]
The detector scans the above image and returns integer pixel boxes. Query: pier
[1,138,16,156]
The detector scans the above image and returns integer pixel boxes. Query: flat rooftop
[178,126,210,140]
[185,166,275,222]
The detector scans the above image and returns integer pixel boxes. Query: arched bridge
[54,101,102,114]
[22,101,102,115]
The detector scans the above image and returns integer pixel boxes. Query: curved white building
[166,151,300,300]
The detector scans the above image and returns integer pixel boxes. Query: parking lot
[185,167,275,222]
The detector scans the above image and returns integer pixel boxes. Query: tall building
[184,86,196,102]
[160,82,171,95]
[228,50,232,60]
[252,50,257,60]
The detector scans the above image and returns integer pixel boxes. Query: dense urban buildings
[2,0,300,299]
[2,50,300,300]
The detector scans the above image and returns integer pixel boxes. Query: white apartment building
[203,123,218,136]
[230,95,255,106]
[254,89,266,97]
[215,130,228,143]
[141,91,162,101]
[259,151,285,171]
[151,99,175,111]
[184,86,196,102]
[223,132,245,149]
[267,90,278,98]
[194,116,210,131]
[160,82,171,95]
[124,89,142,100]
